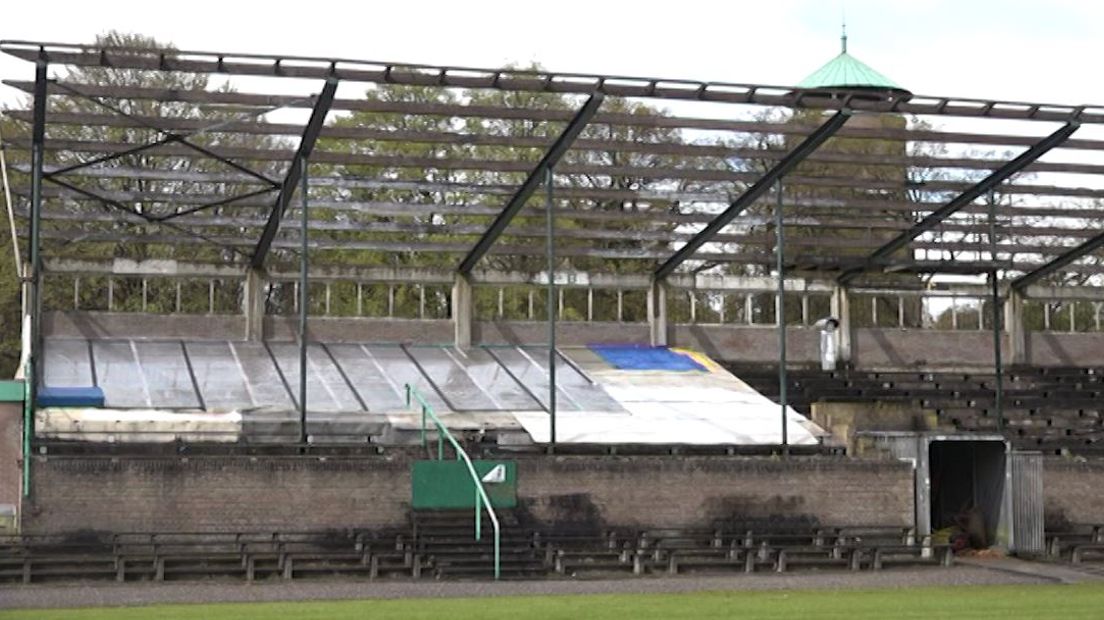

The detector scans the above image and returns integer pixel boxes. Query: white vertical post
[452,275,473,349]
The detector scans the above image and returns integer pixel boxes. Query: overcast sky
[1,0,1101,107]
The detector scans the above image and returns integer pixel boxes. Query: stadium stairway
[410,509,548,579]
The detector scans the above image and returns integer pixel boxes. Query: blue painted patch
[589,345,706,372]
[37,386,105,408]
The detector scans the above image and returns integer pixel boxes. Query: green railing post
[475,491,482,540]
[405,383,501,580]
[407,385,427,448]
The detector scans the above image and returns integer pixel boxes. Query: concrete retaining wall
[23,455,913,534]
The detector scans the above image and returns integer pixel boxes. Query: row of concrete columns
[242,269,1029,365]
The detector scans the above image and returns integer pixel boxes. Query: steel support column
[252,78,338,269]
[775,181,788,455]
[457,93,604,275]
[988,192,1004,432]
[839,121,1080,284]
[298,156,309,444]
[654,110,851,281]
[25,58,47,498]
[991,270,1004,432]
[545,167,557,449]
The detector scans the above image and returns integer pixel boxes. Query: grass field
[3,584,1104,620]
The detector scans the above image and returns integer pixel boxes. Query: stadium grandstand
[0,33,1102,585]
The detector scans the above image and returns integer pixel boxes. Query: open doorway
[929,440,1007,549]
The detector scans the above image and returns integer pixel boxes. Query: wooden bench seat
[1070,543,1104,564]
[869,544,953,570]
[776,546,857,572]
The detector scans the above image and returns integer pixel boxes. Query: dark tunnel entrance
[929,440,1007,549]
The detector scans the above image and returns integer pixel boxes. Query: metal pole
[298,156,309,445]
[546,167,557,449]
[25,59,47,497]
[991,271,1004,432]
[776,180,789,456]
[989,190,1004,432]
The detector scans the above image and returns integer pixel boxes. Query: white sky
[1,0,1101,106]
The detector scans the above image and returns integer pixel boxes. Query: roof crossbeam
[5,41,1099,123]
[654,109,852,281]
[1011,231,1104,291]
[456,92,604,275]
[838,121,1081,284]
[250,78,338,269]
[44,81,283,187]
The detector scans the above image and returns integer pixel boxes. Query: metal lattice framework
[2,39,1104,282]
[5,39,1104,457]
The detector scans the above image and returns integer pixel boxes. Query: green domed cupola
[797,27,911,98]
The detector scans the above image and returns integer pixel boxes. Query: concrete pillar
[648,279,668,347]
[0,400,23,533]
[452,274,473,349]
[244,268,267,342]
[831,285,853,364]
[1005,289,1026,365]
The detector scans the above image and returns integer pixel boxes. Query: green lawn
[3,584,1104,620]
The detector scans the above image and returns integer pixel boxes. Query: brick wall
[518,457,914,530]
[23,454,914,534]
[23,456,410,534]
[1042,458,1104,529]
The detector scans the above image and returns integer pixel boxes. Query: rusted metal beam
[251,78,338,268]
[458,93,605,273]
[1011,231,1104,291]
[15,136,1103,201]
[17,164,1104,221]
[3,41,1099,123]
[654,110,851,280]
[10,79,1104,152]
[838,121,1081,284]
[12,109,1104,176]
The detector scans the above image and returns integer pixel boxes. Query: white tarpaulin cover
[512,347,825,445]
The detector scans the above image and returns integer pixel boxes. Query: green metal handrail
[405,383,500,580]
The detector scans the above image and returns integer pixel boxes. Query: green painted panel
[412,460,517,509]
[0,380,25,403]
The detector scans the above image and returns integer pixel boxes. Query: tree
[313,69,731,322]
[0,32,284,374]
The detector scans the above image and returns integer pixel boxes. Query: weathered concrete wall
[23,455,913,534]
[852,328,999,370]
[474,321,649,347]
[0,403,21,532]
[811,402,943,455]
[670,325,819,364]
[1042,459,1104,529]
[266,317,453,343]
[44,312,245,341]
[1027,333,1104,368]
